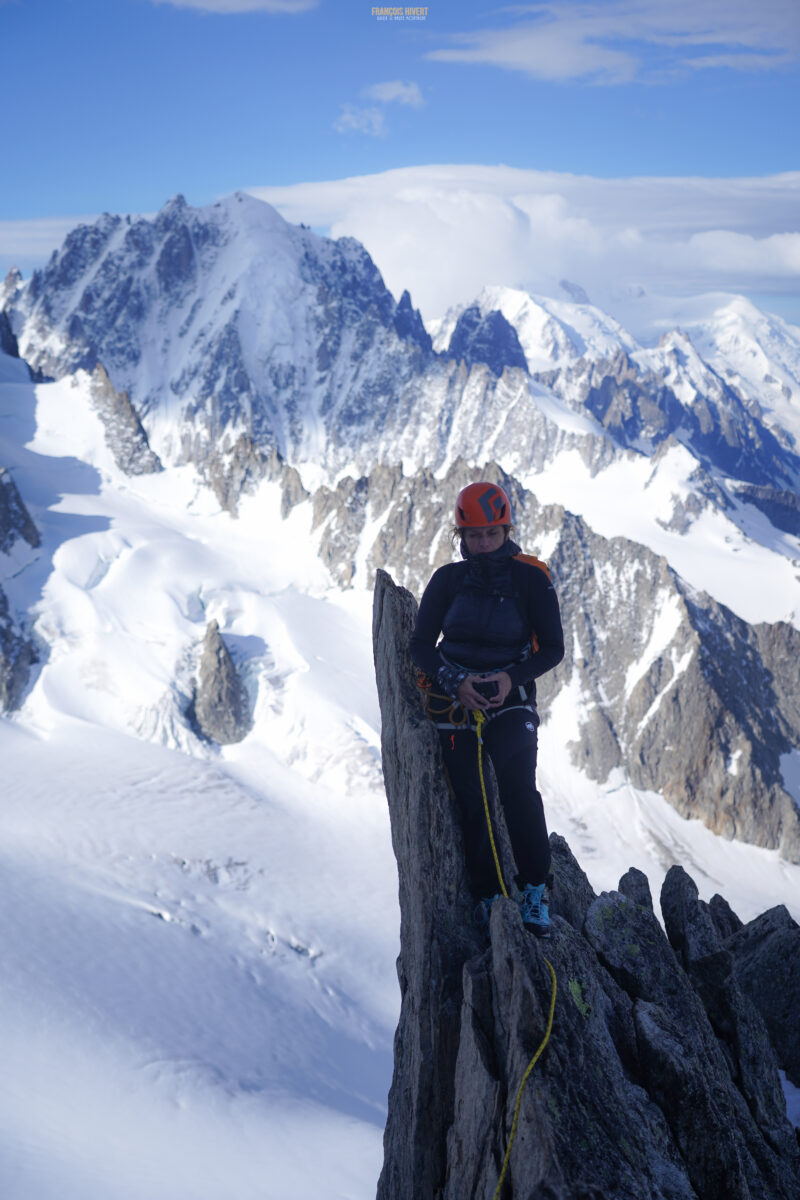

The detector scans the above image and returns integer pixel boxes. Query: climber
[410,481,564,938]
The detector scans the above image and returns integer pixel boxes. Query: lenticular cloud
[249,166,800,326]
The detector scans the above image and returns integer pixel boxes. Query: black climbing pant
[439,706,550,900]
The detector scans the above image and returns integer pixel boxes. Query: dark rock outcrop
[328,461,800,863]
[534,343,800,492]
[0,470,38,711]
[89,365,162,475]
[0,308,20,358]
[374,568,800,1199]
[190,619,250,744]
[727,905,800,1088]
[736,483,800,538]
[0,584,36,711]
[447,304,528,376]
[0,468,40,553]
[1,194,438,481]
[393,289,433,353]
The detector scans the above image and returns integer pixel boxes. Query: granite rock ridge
[373,568,800,1200]
[0,584,36,712]
[0,469,39,711]
[329,463,800,863]
[189,619,251,745]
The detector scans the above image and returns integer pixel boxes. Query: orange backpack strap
[513,552,552,582]
[513,552,551,653]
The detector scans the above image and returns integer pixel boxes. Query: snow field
[516,441,800,628]
[0,373,396,1198]
[2,363,799,1198]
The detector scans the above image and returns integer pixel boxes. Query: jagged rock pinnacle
[373,568,800,1199]
[191,619,250,745]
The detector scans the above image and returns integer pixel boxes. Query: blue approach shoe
[473,894,502,933]
[518,882,551,938]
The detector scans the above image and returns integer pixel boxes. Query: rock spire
[373,568,800,1199]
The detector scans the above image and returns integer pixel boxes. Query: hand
[456,672,512,711]
[484,671,512,708]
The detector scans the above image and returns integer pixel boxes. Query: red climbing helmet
[455,482,512,528]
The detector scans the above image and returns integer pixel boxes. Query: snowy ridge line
[3,193,799,510]
[1,191,800,1195]
[0,388,799,1197]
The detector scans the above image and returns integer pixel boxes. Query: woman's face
[463,525,507,555]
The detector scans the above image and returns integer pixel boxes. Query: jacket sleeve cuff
[436,663,468,699]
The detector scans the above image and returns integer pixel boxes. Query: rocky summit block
[373,568,800,1200]
[0,584,36,712]
[0,470,38,711]
[190,619,250,745]
[0,467,39,555]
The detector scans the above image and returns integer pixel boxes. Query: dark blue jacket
[410,539,564,694]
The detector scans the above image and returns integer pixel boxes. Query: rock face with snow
[88,365,162,476]
[190,619,250,745]
[1,194,436,498]
[534,340,799,491]
[0,467,40,554]
[525,493,800,861]
[327,461,800,861]
[447,303,528,375]
[0,308,21,360]
[727,905,800,1089]
[438,286,800,487]
[3,194,799,861]
[0,469,38,711]
[734,482,800,538]
[374,568,800,1199]
[0,584,35,711]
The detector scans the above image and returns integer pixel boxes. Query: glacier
[1,191,800,1197]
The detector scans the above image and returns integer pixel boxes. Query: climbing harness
[473,709,558,1200]
[415,669,470,725]
[415,667,534,731]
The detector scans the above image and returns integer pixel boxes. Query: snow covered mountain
[1,192,800,1196]
[1,193,433,502]
[0,363,396,1199]
[436,285,800,510]
[3,192,800,858]
[3,187,800,838]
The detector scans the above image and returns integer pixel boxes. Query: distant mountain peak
[559,278,591,305]
[3,190,800,508]
[447,302,528,375]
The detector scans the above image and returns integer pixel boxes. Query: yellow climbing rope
[473,709,558,1200]
[493,956,557,1198]
[475,710,509,902]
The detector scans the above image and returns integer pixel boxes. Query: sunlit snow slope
[0,370,395,1200]
[1,364,799,1197]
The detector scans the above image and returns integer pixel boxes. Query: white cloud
[247,165,800,326]
[333,105,386,137]
[0,216,97,274]
[3,169,798,335]
[688,230,800,275]
[363,80,425,107]
[430,20,637,84]
[334,80,424,137]
[427,0,800,82]
[686,52,795,71]
[152,0,316,12]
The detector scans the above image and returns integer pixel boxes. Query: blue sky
[2,0,799,322]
